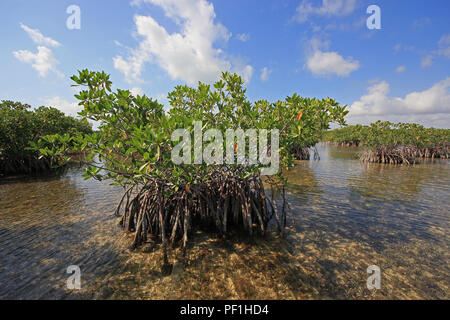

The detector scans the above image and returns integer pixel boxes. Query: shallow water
[0,144,448,299]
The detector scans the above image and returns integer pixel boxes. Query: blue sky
[0,0,449,127]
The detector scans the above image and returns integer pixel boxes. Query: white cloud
[309,37,330,52]
[349,78,450,119]
[13,46,63,78]
[114,53,147,84]
[155,93,169,107]
[348,79,450,127]
[115,0,252,84]
[231,59,253,83]
[130,87,144,96]
[438,34,450,58]
[305,37,359,77]
[236,33,250,42]
[20,23,61,47]
[394,43,415,53]
[14,23,62,78]
[295,0,357,23]
[240,65,254,83]
[395,65,406,73]
[114,40,124,47]
[43,96,81,117]
[418,34,450,68]
[155,93,166,101]
[306,50,359,77]
[260,67,272,82]
[421,55,433,68]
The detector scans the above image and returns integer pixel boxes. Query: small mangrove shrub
[36,70,347,269]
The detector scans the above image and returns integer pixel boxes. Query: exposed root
[290,147,311,160]
[325,141,362,147]
[115,167,287,269]
[413,145,449,159]
[0,155,64,176]
[360,144,449,164]
[360,149,414,164]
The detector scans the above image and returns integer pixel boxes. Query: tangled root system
[360,144,449,164]
[115,167,288,270]
[0,155,62,176]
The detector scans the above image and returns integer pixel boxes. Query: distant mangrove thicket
[34,69,347,271]
[0,100,92,176]
[324,121,450,164]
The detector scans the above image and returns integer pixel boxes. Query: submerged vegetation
[34,69,347,270]
[324,121,450,164]
[0,100,92,176]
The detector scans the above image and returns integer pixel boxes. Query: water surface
[0,144,448,299]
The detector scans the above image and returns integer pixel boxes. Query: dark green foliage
[0,100,92,175]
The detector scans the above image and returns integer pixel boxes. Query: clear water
[0,144,448,299]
